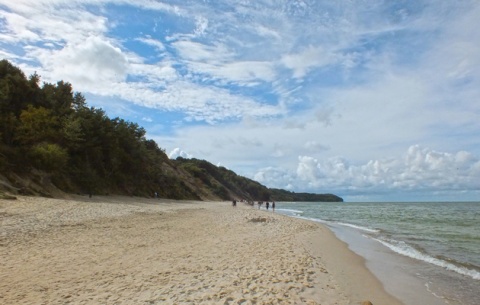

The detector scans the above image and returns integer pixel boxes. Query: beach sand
[0,196,404,305]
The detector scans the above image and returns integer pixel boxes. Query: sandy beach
[1,196,404,305]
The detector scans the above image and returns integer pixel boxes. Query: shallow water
[275,201,480,305]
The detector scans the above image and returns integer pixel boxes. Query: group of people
[258,201,275,211]
[235,200,275,211]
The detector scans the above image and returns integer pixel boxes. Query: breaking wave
[373,237,480,280]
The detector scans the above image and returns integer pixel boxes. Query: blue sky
[1,0,479,201]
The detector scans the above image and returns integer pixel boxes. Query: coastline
[1,196,402,304]
[277,201,480,305]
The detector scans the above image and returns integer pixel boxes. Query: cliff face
[0,158,342,202]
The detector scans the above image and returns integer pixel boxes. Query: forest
[0,60,342,202]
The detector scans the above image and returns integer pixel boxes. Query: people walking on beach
[232,200,237,207]
[266,201,270,210]
[272,201,275,211]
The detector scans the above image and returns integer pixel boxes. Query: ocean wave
[288,215,327,224]
[276,208,304,215]
[336,222,380,233]
[301,216,324,222]
[373,237,480,281]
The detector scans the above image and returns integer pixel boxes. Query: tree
[62,117,85,150]
[29,143,68,172]
[0,113,18,145]
[0,59,35,116]
[15,105,60,145]
[41,81,74,117]
[72,92,87,110]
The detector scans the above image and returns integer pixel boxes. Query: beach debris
[248,217,268,223]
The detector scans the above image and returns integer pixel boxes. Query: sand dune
[0,196,403,304]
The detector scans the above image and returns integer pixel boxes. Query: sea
[275,201,480,305]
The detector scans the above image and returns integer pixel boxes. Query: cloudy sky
[1,0,479,201]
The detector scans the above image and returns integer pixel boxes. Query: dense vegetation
[175,157,271,200]
[268,189,343,202]
[0,60,197,198]
[0,60,342,202]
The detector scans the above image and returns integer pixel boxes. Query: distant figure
[258,201,263,209]
[232,200,237,207]
[272,201,275,211]
[266,201,270,210]
[154,192,158,198]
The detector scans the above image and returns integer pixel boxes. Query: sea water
[275,201,480,305]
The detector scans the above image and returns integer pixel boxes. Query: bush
[29,143,68,172]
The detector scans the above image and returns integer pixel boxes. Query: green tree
[0,59,35,116]
[0,113,18,145]
[15,105,60,145]
[41,81,74,117]
[72,92,87,110]
[29,143,68,172]
[62,117,85,149]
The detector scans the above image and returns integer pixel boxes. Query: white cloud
[169,39,278,84]
[254,166,295,190]
[136,37,165,51]
[0,10,40,42]
[254,145,480,198]
[304,141,328,153]
[297,156,324,182]
[128,61,179,84]
[172,40,233,62]
[168,148,193,159]
[0,1,108,44]
[186,60,277,85]
[281,46,337,78]
[194,16,209,36]
[35,36,128,86]
[254,25,281,40]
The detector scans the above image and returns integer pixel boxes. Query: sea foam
[276,208,304,215]
[373,237,480,280]
[336,222,380,233]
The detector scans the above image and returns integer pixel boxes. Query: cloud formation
[254,145,480,200]
[1,0,479,200]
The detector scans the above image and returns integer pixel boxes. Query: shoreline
[1,195,403,304]
[298,227,404,305]
[276,201,479,305]
[324,223,449,305]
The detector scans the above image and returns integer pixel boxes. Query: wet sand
[0,196,404,304]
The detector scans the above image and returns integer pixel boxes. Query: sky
[1,0,479,201]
